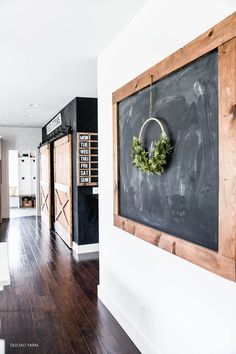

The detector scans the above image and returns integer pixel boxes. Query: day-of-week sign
[79,134,89,140]
[80,170,89,176]
[80,156,89,162]
[78,132,98,187]
[80,142,89,148]
[80,163,89,169]
[46,113,62,135]
[80,177,90,183]
[80,149,89,155]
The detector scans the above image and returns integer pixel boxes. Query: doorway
[39,135,72,248]
[53,135,72,248]
[8,150,37,218]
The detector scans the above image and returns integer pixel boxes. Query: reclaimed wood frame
[113,12,236,281]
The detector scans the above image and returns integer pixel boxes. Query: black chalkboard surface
[119,50,218,251]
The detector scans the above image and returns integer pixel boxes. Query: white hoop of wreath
[131,117,172,175]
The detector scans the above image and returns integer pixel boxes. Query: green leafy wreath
[131,118,172,175]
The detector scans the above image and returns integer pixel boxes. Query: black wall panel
[41,97,98,246]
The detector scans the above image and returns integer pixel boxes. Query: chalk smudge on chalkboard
[118,50,218,251]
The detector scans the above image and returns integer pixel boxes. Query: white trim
[97,285,161,354]
[55,182,69,193]
[72,242,99,254]
[40,180,49,187]
[0,340,5,354]
[41,212,50,228]
[0,243,10,292]
[92,187,99,194]
[54,220,71,248]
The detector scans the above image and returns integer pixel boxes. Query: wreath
[131,118,172,175]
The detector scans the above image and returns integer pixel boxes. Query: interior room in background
[8,149,37,218]
[0,2,235,354]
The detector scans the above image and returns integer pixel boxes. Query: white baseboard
[0,339,5,354]
[72,241,99,254]
[98,284,160,354]
[0,242,10,292]
[54,221,71,248]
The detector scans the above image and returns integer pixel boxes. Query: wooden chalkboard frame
[113,12,236,281]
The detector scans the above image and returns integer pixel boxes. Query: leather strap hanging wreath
[131,75,173,175]
[131,117,172,175]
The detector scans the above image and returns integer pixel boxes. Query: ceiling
[0,0,148,127]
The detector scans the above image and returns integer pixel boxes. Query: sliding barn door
[53,135,72,248]
[40,144,51,228]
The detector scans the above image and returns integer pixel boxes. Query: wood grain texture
[219,38,236,259]
[113,12,236,103]
[113,13,236,281]
[54,135,72,248]
[114,215,236,281]
[113,103,119,217]
[54,135,69,147]
[0,217,139,354]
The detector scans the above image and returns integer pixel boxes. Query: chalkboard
[118,50,218,251]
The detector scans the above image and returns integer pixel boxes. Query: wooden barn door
[53,135,72,248]
[40,144,51,228]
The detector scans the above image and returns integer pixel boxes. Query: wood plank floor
[0,217,140,354]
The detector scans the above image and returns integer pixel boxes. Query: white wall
[0,127,41,218]
[97,2,236,354]
[8,150,18,189]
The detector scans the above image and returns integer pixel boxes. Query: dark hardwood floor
[0,217,140,354]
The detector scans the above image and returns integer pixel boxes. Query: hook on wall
[149,74,154,118]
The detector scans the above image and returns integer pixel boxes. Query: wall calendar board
[77,132,98,186]
[113,13,236,281]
